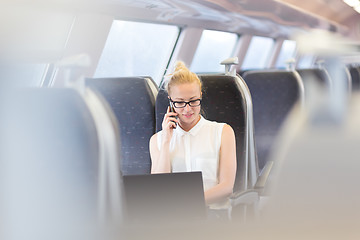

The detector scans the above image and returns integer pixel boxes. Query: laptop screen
[123,171,206,224]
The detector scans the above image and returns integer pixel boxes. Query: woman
[149,61,236,211]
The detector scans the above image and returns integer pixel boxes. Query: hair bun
[174,61,187,72]
[165,60,202,94]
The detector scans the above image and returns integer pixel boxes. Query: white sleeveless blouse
[157,116,228,209]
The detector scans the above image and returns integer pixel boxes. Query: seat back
[0,88,102,239]
[323,63,352,94]
[242,70,304,172]
[86,77,158,175]
[348,66,360,92]
[83,87,123,224]
[296,68,331,89]
[155,74,250,192]
[296,68,332,101]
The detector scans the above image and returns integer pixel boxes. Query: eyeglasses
[169,98,202,108]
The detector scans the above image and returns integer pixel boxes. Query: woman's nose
[184,104,191,111]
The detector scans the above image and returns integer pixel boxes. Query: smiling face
[169,82,202,131]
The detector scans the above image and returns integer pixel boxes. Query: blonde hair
[165,61,202,95]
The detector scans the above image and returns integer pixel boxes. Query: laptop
[122,171,206,224]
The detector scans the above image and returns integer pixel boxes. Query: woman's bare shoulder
[222,123,235,135]
[150,131,159,144]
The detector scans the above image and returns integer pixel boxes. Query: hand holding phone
[169,101,178,129]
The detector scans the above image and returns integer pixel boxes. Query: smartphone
[169,101,177,129]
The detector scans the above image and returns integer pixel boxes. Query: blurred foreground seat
[0,87,122,240]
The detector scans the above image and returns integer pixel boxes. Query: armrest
[229,189,259,206]
[254,160,274,191]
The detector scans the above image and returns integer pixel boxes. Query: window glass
[297,54,315,69]
[275,40,297,69]
[241,36,274,70]
[190,30,238,73]
[94,21,179,85]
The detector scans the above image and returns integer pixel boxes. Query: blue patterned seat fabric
[243,71,302,171]
[155,75,247,192]
[86,77,158,175]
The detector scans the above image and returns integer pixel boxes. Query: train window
[190,30,238,73]
[275,40,297,69]
[241,36,274,70]
[94,20,179,84]
[297,54,315,69]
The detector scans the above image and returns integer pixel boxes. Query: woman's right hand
[161,106,178,142]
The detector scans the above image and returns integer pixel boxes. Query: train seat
[0,87,121,238]
[242,70,305,174]
[259,91,360,239]
[296,68,331,90]
[348,66,360,92]
[323,62,352,94]
[201,75,249,193]
[86,76,158,175]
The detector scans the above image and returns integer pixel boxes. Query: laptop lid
[123,171,206,224]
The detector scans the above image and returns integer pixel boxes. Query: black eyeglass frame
[169,98,202,108]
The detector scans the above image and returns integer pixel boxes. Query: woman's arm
[149,133,171,173]
[204,124,237,205]
[150,107,178,173]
